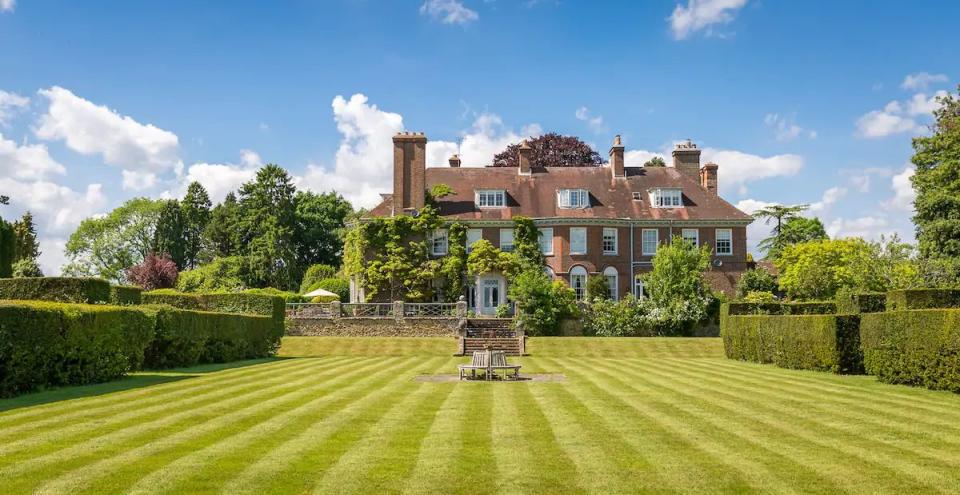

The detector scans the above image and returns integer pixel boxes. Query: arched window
[569,265,588,301]
[603,266,619,301]
[544,266,555,279]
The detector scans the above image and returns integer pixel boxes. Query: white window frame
[570,227,587,255]
[466,228,482,253]
[634,278,645,299]
[603,266,619,301]
[499,228,515,252]
[716,228,733,256]
[475,189,506,208]
[558,188,589,209]
[430,229,448,256]
[681,228,699,247]
[649,188,682,208]
[632,191,643,201]
[602,228,618,255]
[570,266,588,301]
[642,229,658,256]
[539,227,554,255]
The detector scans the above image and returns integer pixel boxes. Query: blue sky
[1,0,957,273]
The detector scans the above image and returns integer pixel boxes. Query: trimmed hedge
[142,289,285,337]
[142,305,277,369]
[860,309,960,392]
[724,301,836,316]
[722,312,863,374]
[886,289,960,311]
[836,292,886,314]
[110,285,143,305]
[0,300,154,397]
[0,277,111,304]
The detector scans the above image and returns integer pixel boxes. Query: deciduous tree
[492,133,602,168]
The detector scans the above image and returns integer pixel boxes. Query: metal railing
[404,302,459,317]
[286,301,466,319]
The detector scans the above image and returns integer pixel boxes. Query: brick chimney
[609,134,625,179]
[672,139,701,182]
[518,140,532,175]
[700,162,718,195]
[449,154,461,168]
[392,132,427,215]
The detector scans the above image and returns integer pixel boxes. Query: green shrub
[886,289,960,311]
[836,292,886,314]
[176,256,251,293]
[735,268,778,298]
[0,219,13,278]
[742,291,776,303]
[860,309,960,392]
[142,304,277,369]
[142,289,285,341]
[311,295,338,303]
[722,311,862,374]
[0,277,111,304]
[0,300,154,397]
[582,296,654,337]
[300,264,337,293]
[109,285,143,305]
[242,287,304,304]
[312,278,349,303]
[586,275,611,301]
[724,301,836,316]
[509,270,579,336]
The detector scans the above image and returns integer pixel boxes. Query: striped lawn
[1,338,959,494]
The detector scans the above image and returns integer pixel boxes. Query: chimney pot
[609,134,625,179]
[518,140,532,175]
[449,154,461,168]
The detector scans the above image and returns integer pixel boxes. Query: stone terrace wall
[287,317,462,337]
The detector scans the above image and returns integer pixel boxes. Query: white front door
[479,278,502,316]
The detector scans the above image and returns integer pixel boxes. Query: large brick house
[361,132,753,315]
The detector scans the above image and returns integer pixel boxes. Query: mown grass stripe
[594,358,951,493]
[5,356,405,494]
[699,358,960,424]
[219,357,451,495]
[641,358,960,484]
[520,360,673,493]
[310,368,458,494]
[0,356,331,436]
[541,357,762,494]
[400,383,498,494]
[673,362,960,451]
[0,357,361,464]
[488,381,583,493]
[118,356,447,495]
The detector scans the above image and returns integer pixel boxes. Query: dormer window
[475,189,505,208]
[649,188,682,208]
[558,188,589,209]
[632,192,643,201]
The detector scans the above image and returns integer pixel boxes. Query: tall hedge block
[722,312,863,374]
[860,309,960,392]
[0,301,154,397]
[886,289,960,311]
[109,285,143,305]
[0,277,111,304]
[143,289,285,338]
[836,292,886,314]
[724,301,837,316]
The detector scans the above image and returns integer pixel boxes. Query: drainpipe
[629,221,635,297]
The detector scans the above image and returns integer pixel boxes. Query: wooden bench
[458,350,521,380]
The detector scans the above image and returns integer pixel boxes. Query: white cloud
[37,238,67,277]
[0,90,28,125]
[0,133,66,180]
[901,72,948,91]
[121,170,159,191]
[856,90,947,138]
[886,165,915,212]
[808,186,847,213]
[0,0,14,13]
[0,178,106,234]
[700,148,803,194]
[420,0,478,25]
[35,86,181,172]
[669,0,748,40]
[299,94,541,209]
[826,216,895,240]
[575,106,605,134]
[764,113,815,141]
[163,150,262,203]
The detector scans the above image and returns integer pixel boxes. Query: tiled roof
[367,165,751,222]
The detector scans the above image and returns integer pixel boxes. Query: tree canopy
[760,216,828,260]
[491,133,602,168]
[753,203,811,259]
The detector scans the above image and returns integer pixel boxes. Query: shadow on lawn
[0,357,290,413]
